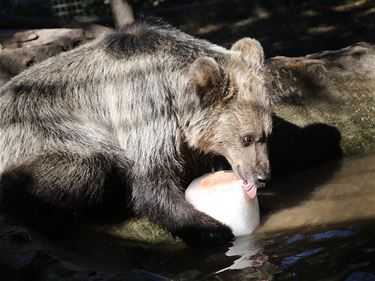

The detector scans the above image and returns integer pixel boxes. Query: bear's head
[187,38,272,189]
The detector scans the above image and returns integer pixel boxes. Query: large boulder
[0,214,160,281]
[266,42,375,175]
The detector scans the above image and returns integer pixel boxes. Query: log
[0,15,112,35]
[0,27,110,87]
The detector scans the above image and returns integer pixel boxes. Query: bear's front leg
[131,175,234,247]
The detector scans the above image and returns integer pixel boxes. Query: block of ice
[185,170,260,236]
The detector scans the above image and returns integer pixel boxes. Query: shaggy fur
[0,20,272,246]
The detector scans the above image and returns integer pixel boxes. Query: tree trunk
[111,0,135,29]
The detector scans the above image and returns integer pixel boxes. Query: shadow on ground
[192,0,375,57]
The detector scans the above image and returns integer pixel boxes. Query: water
[37,154,375,280]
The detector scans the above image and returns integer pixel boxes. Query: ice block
[185,170,260,236]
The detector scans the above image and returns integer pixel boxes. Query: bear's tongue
[242,181,257,199]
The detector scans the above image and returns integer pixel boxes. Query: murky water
[37,154,375,280]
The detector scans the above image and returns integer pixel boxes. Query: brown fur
[0,21,271,247]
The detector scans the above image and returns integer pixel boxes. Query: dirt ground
[2,0,374,58]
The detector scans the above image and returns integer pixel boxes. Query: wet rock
[0,214,170,281]
[124,269,171,281]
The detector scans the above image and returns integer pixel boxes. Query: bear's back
[101,20,228,63]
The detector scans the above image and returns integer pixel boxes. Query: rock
[0,214,170,280]
[124,269,171,281]
[265,42,375,175]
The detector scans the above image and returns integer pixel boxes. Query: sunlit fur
[188,40,272,186]
[0,20,271,246]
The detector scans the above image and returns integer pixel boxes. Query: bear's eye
[242,135,254,147]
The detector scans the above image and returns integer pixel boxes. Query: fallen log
[0,27,110,87]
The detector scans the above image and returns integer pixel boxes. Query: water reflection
[205,235,275,281]
[345,272,375,281]
[280,247,325,268]
[213,236,263,273]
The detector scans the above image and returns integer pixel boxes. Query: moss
[89,218,173,244]
[119,219,172,243]
[341,129,375,156]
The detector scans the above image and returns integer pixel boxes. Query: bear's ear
[189,57,224,107]
[231,38,264,66]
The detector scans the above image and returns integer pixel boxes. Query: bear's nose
[256,171,271,183]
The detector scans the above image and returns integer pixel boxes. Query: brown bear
[0,20,272,246]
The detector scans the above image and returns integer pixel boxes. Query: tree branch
[111,0,135,29]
